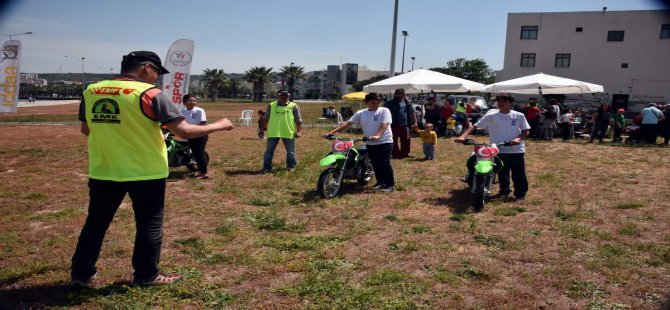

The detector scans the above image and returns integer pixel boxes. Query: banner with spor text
[161,39,194,108]
[0,40,21,113]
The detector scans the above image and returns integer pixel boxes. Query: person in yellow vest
[260,89,303,173]
[71,51,234,289]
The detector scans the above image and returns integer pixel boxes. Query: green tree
[244,66,274,102]
[201,68,227,102]
[352,75,388,92]
[279,64,307,98]
[325,80,341,100]
[430,58,494,84]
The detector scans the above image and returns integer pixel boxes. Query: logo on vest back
[91,99,121,124]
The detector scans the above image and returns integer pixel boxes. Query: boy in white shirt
[456,93,530,202]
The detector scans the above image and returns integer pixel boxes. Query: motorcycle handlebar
[324,134,369,143]
[462,139,512,146]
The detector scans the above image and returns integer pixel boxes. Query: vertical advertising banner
[0,40,21,113]
[162,39,194,108]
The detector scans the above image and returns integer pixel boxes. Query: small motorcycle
[163,131,207,172]
[317,135,375,198]
[460,139,511,211]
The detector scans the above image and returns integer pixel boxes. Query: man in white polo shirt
[456,93,530,202]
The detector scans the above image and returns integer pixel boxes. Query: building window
[621,63,628,68]
[520,53,536,67]
[520,26,538,39]
[661,24,670,39]
[555,53,571,68]
[607,30,625,41]
[576,27,583,32]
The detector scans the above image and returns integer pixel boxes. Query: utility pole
[400,31,408,73]
[389,0,398,76]
[65,56,86,94]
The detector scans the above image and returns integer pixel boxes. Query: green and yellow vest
[83,79,168,181]
[267,101,297,138]
[456,102,467,113]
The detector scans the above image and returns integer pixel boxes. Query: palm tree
[201,68,227,102]
[279,64,307,98]
[244,66,274,102]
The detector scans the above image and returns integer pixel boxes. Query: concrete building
[499,9,670,111]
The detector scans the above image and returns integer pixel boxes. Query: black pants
[640,124,658,144]
[528,119,540,138]
[367,143,394,187]
[497,153,528,199]
[188,135,209,174]
[71,178,166,284]
[560,122,571,140]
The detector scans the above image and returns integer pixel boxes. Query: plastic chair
[239,110,253,126]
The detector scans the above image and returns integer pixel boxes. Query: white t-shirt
[348,107,393,145]
[559,112,573,123]
[181,107,207,125]
[474,109,530,154]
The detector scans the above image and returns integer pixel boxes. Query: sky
[1,0,668,75]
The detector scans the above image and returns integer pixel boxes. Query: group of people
[75,49,670,291]
[416,96,480,138]
[517,97,669,145]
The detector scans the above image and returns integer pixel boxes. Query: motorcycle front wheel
[317,167,342,198]
[471,175,487,211]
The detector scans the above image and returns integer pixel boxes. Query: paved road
[16,100,79,108]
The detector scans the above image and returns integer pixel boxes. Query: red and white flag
[0,40,21,113]
[162,39,194,108]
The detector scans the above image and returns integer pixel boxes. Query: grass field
[1,100,669,309]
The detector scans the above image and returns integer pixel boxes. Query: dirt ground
[1,103,670,309]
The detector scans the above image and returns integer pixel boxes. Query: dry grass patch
[1,103,670,309]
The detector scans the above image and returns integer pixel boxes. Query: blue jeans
[263,137,297,170]
[71,178,166,284]
[423,143,435,160]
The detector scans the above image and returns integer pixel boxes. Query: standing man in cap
[71,51,234,288]
[260,89,303,173]
[384,88,417,159]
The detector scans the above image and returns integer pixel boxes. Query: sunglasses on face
[143,62,162,75]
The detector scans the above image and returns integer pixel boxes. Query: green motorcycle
[461,139,511,211]
[317,135,374,198]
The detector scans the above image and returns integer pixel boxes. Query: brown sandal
[135,273,181,286]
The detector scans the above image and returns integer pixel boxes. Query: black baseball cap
[278,90,289,95]
[364,93,382,102]
[123,51,170,74]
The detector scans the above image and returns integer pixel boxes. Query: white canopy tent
[484,73,604,94]
[363,69,486,94]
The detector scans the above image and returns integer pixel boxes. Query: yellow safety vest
[456,102,467,113]
[83,79,168,181]
[267,101,297,138]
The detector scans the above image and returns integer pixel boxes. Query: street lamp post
[400,31,408,73]
[0,31,33,40]
[99,66,113,77]
[410,57,415,71]
[65,56,85,94]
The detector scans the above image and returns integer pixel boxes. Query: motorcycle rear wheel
[317,168,342,198]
